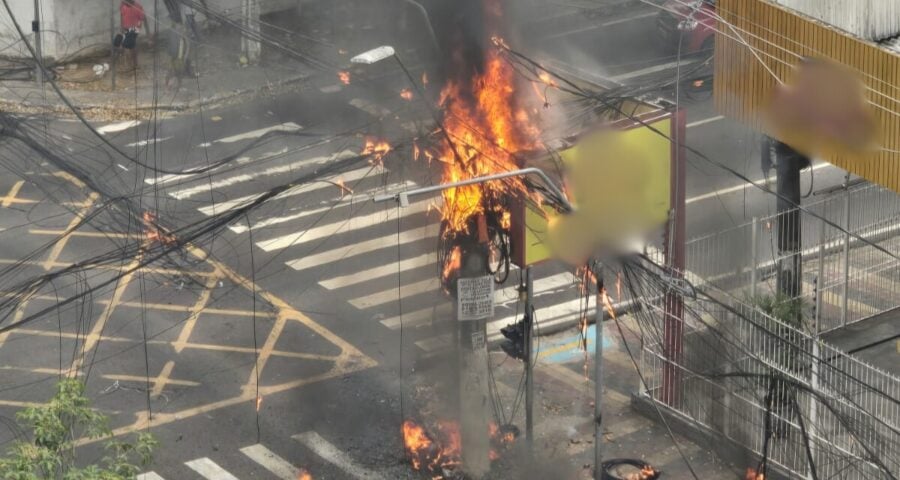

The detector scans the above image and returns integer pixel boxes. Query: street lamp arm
[372,167,573,212]
[396,0,441,57]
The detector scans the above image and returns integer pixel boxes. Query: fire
[256,395,263,411]
[334,178,352,195]
[441,246,462,285]
[433,29,541,237]
[142,211,175,246]
[297,469,312,480]
[400,88,414,100]
[361,137,391,166]
[601,287,616,319]
[402,419,516,476]
[624,465,659,480]
[746,468,765,480]
[338,71,350,85]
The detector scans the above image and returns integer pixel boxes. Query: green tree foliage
[0,379,156,479]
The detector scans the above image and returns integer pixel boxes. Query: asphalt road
[0,2,863,479]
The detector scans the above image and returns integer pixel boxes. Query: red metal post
[662,109,686,407]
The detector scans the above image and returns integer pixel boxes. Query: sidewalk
[0,9,341,120]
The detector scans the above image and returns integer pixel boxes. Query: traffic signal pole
[593,267,605,480]
[524,266,534,448]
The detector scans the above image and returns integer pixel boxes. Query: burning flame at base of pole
[401,419,517,477]
[746,468,765,480]
[297,468,313,480]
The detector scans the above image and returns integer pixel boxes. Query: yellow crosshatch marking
[0,171,378,442]
[0,181,36,207]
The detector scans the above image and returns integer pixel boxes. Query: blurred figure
[116,0,146,71]
[165,23,195,92]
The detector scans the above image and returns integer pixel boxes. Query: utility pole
[593,266,604,480]
[32,0,42,88]
[241,0,261,63]
[110,0,117,89]
[524,266,534,449]
[772,138,809,304]
[454,216,492,479]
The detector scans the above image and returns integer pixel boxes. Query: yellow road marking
[42,192,99,271]
[0,258,219,278]
[71,254,142,373]
[0,181,36,207]
[29,229,142,239]
[51,171,85,188]
[150,361,176,397]
[174,270,220,353]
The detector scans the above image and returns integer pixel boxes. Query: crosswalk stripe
[349,277,439,309]
[378,271,574,329]
[379,302,451,329]
[125,136,171,148]
[256,197,432,252]
[293,431,385,480]
[320,252,435,289]
[240,444,300,480]
[202,166,387,217]
[185,457,239,480]
[97,120,139,134]
[227,181,416,233]
[136,473,165,480]
[349,98,391,117]
[167,149,357,200]
[199,122,302,147]
[286,224,438,271]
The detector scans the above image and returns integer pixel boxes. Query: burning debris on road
[402,419,519,479]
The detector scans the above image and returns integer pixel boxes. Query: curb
[0,73,311,119]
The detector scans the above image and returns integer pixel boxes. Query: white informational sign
[457,275,495,321]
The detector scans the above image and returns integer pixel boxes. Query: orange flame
[623,465,659,480]
[441,246,462,286]
[256,395,263,411]
[361,137,391,166]
[334,178,352,195]
[400,88,414,101]
[142,211,175,246]
[297,469,312,480]
[432,29,541,237]
[601,287,616,319]
[338,71,351,85]
[746,468,765,480]
[402,419,514,475]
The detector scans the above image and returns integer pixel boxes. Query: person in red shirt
[116,0,145,70]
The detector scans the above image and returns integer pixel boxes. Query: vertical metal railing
[682,184,900,333]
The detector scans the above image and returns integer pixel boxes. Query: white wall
[772,0,900,41]
[0,0,301,61]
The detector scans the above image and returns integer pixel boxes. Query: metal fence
[638,292,900,479]
[683,183,900,333]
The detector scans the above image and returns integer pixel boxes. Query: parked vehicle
[656,0,716,54]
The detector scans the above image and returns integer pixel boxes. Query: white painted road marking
[293,431,386,480]
[285,224,438,272]
[349,277,439,309]
[136,473,165,480]
[240,444,301,480]
[97,120,139,134]
[350,98,391,117]
[320,252,435,289]
[185,457,239,480]
[125,136,171,148]
[167,149,357,200]
[199,122,302,147]
[204,166,387,217]
[255,197,431,252]
[543,11,657,39]
[685,162,833,204]
[686,115,725,128]
[611,58,701,82]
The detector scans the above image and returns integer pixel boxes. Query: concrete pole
[524,266,534,449]
[241,0,261,63]
[456,226,491,478]
[110,0,117,89]
[33,0,42,88]
[841,173,851,326]
[593,266,604,480]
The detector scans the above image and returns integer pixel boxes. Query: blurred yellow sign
[520,116,673,266]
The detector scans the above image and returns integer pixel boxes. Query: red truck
[656,0,716,54]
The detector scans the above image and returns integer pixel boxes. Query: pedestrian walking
[165,22,194,92]
[115,0,146,71]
